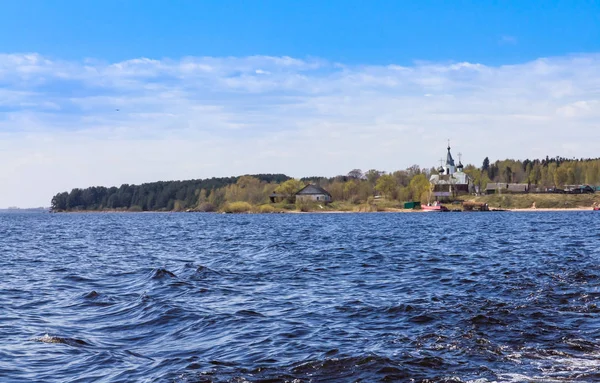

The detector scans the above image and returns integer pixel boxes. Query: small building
[403,201,421,209]
[508,184,529,193]
[295,184,332,203]
[485,183,529,194]
[268,193,287,203]
[485,183,504,194]
[564,185,595,194]
[463,201,490,211]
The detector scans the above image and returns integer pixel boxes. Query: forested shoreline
[50,156,600,212]
[50,174,290,212]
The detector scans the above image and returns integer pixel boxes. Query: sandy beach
[506,207,597,212]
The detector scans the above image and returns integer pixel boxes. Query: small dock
[462,202,490,211]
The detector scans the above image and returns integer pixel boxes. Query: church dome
[446,145,455,167]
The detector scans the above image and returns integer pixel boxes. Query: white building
[429,144,472,198]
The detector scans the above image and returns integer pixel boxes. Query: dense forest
[50,174,290,212]
[50,156,600,212]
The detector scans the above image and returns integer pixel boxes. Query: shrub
[197,202,216,212]
[347,195,360,204]
[295,200,324,212]
[255,204,277,213]
[222,201,252,213]
[327,201,354,211]
[128,205,143,212]
[356,203,377,212]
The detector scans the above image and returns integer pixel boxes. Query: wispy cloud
[1,53,600,207]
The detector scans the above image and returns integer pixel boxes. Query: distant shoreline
[47,207,598,214]
[46,192,600,214]
[0,208,50,214]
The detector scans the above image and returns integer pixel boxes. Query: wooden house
[485,183,529,194]
[295,185,332,203]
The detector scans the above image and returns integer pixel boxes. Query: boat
[421,201,449,212]
[594,207,600,211]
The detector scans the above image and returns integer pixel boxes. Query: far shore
[288,207,597,213]
[52,207,598,214]
[505,207,596,212]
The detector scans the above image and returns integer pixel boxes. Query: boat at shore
[422,202,449,212]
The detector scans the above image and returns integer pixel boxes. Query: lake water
[1,212,600,382]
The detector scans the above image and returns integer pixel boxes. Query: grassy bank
[462,193,600,209]
[220,194,600,213]
[214,199,406,213]
[55,194,600,213]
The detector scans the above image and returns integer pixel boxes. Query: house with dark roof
[295,184,332,203]
[564,185,595,194]
[268,193,287,203]
[507,184,529,193]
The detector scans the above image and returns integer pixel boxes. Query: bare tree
[347,169,364,180]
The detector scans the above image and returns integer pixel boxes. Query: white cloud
[1,53,600,207]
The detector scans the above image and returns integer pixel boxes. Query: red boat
[422,202,449,212]
[594,207,600,211]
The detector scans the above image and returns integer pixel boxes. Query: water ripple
[1,211,600,382]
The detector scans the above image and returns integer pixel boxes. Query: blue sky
[1,1,600,207]
[2,0,599,64]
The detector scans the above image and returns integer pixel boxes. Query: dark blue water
[2,212,600,383]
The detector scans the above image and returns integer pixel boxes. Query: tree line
[468,156,600,191]
[50,174,290,212]
[50,156,600,211]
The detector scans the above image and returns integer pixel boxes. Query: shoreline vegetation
[50,157,600,214]
[52,194,600,214]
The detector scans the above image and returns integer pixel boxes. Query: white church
[429,143,473,199]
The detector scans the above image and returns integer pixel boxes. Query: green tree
[208,188,226,209]
[343,180,359,201]
[275,179,305,203]
[66,188,83,210]
[51,192,69,211]
[503,166,513,183]
[196,189,207,206]
[530,163,542,185]
[482,157,490,173]
[173,200,185,211]
[546,162,558,187]
[375,174,397,199]
[365,169,383,186]
[554,166,568,187]
[524,162,533,183]
[237,175,261,189]
[392,170,410,187]
[406,165,422,178]
[409,174,431,203]
[479,173,491,191]
[327,181,345,201]
[566,167,576,185]
[585,163,598,184]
